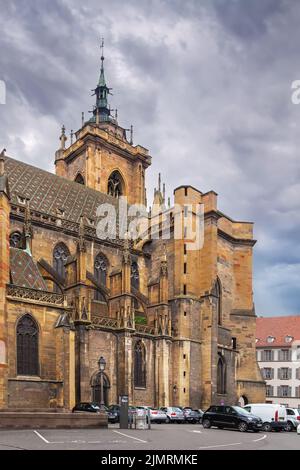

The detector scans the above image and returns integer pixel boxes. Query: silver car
[160,406,185,423]
[286,408,300,431]
[136,406,168,423]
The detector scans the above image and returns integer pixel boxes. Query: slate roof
[10,247,47,290]
[256,316,300,348]
[4,155,118,224]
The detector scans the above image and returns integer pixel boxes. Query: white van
[244,404,287,432]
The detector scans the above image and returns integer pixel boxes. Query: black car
[72,402,102,413]
[108,404,120,423]
[202,405,263,432]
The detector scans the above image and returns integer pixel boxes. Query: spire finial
[158,173,161,192]
[100,37,104,67]
[0,149,6,176]
[78,214,86,252]
[163,183,166,202]
[60,126,67,150]
[24,199,33,254]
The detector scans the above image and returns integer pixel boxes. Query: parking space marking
[198,442,241,449]
[33,430,50,444]
[189,430,202,434]
[253,434,267,443]
[113,430,147,443]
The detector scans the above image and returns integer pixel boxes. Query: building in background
[256,316,300,408]
[0,47,265,412]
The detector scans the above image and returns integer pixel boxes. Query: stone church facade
[0,50,265,411]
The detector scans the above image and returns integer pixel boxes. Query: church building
[0,46,265,411]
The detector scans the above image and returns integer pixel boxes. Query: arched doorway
[91,372,110,406]
[238,395,248,407]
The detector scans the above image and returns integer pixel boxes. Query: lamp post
[173,384,177,405]
[98,356,106,410]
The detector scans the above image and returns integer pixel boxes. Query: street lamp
[98,356,106,410]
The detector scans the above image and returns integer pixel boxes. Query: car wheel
[202,418,211,429]
[262,422,272,432]
[166,417,171,424]
[285,421,294,432]
[238,421,248,432]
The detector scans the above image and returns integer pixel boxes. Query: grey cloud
[0,0,299,316]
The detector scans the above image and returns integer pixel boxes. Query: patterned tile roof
[256,316,300,348]
[4,155,118,224]
[10,247,47,290]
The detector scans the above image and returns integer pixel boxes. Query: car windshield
[232,406,251,415]
[90,404,100,409]
[172,407,182,412]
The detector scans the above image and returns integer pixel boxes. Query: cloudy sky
[0,0,299,317]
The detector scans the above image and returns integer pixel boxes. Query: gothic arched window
[107,171,124,198]
[134,341,146,388]
[17,314,39,376]
[217,354,226,395]
[131,261,139,291]
[10,231,23,249]
[213,278,222,325]
[94,253,107,301]
[53,243,70,280]
[75,173,85,185]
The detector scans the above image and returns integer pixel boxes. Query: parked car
[160,406,185,423]
[183,407,202,423]
[202,405,263,432]
[107,404,120,423]
[285,408,300,432]
[135,406,167,423]
[107,404,137,423]
[243,404,287,432]
[72,402,102,413]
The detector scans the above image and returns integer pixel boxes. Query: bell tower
[55,40,151,206]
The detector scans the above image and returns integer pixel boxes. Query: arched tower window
[75,173,85,185]
[107,171,124,198]
[131,261,139,290]
[213,278,222,325]
[217,353,226,395]
[134,341,146,388]
[17,314,39,376]
[94,253,107,301]
[10,231,23,249]
[53,243,70,285]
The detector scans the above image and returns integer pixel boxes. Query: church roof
[3,155,118,224]
[10,247,47,290]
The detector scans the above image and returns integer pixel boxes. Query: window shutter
[296,386,300,398]
[277,386,281,397]
[278,368,281,380]
[296,368,300,380]
[271,368,274,379]
[288,386,292,397]
[271,350,274,361]
[288,368,292,380]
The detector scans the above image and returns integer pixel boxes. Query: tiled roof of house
[4,155,118,224]
[10,247,47,290]
[256,316,300,347]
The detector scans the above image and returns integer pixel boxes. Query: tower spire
[90,38,112,124]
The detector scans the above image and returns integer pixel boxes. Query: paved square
[0,424,299,450]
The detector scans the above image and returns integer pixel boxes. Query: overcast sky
[0,0,299,317]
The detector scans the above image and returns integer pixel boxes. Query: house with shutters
[256,316,300,408]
